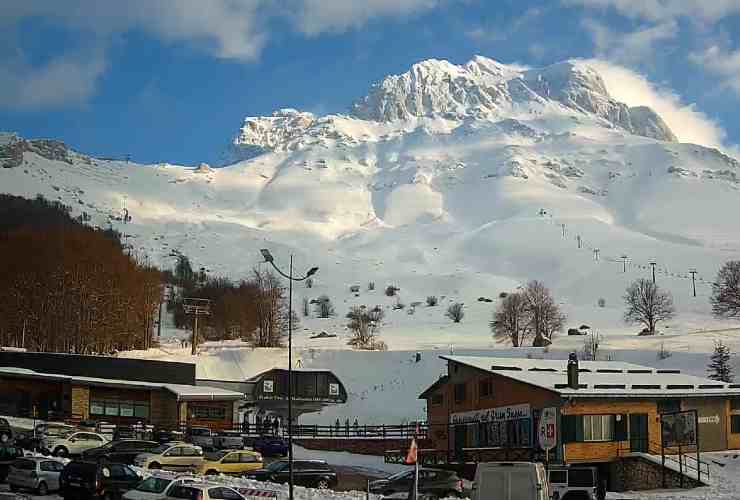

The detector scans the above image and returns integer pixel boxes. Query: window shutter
[562,415,576,443]
[574,415,584,442]
[615,414,628,441]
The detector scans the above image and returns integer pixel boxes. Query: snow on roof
[440,356,740,398]
[0,366,243,400]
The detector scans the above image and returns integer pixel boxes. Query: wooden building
[417,355,740,486]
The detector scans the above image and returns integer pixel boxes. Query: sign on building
[538,407,557,451]
[450,403,530,425]
[329,383,339,396]
[661,410,697,447]
[263,380,274,393]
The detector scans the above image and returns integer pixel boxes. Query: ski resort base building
[0,352,243,430]
[412,355,740,490]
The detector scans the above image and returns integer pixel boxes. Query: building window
[454,383,466,403]
[479,379,493,399]
[732,415,740,434]
[431,393,443,406]
[134,403,149,418]
[90,401,104,415]
[104,401,120,416]
[658,400,681,414]
[92,400,149,419]
[120,402,134,417]
[192,406,227,419]
[583,415,615,442]
[476,418,531,448]
[732,398,740,411]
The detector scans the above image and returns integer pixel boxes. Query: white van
[472,462,550,500]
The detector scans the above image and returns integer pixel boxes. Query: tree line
[0,195,161,353]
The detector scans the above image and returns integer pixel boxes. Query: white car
[165,482,246,500]
[123,472,201,500]
[43,430,108,457]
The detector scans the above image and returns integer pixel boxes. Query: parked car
[0,418,12,444]
[245,459,338,489]
[186,428,214,450]
[370,468,464,498]
[548,466,598,500]
[43,430,108,457]
[472,462,550,500]
[13,431,41,452]
[252,437,288,457]
[156,430,185,445]
[0,445,25,483]
[82,440,160,465]
[38,422,78,439]
[134,442,204,471]
[7,457,65,495]
[197,450,262,476]
[212,431,244,450]
[122,472,201,500]
[114,427,137,441]
[165,482,246,500]
[60,460,143,500]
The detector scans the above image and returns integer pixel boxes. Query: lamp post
[260,249,318,500]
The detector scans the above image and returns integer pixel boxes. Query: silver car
[187,428,214,450]
[212,431,244,450]
[8,457,65,495]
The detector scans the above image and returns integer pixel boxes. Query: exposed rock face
[0,135,72,168]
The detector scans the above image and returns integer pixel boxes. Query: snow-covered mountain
[3,55,740,353]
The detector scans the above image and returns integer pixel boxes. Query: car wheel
[54,446,69,457]
[148,462,161,470]
[37,481,49,496]
[316,478,330,490]
[0,432,9,443]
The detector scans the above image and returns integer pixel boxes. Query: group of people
[241,412,284,435]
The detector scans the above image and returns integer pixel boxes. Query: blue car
[253,437,288,457]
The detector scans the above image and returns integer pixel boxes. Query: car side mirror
[69,439,76,443]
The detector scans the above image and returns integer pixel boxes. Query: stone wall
[295,438,430,456]
[610,456,704,491]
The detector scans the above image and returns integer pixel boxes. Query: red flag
[405,438,418,465]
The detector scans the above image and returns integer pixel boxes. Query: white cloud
[582,18,677,64]
[563,0,740,23]
[0,0,444,109]
[584,59,729,150]
[689,46,740,96]
[0,49,107,109]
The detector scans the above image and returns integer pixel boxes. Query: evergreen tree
[708,341,734,383]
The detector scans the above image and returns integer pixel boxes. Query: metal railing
[617,439,710,483]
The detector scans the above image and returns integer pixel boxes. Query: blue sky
[2,1,740,165]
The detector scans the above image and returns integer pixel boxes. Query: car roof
[16,456,63,463]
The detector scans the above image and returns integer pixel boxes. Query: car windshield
[59,431,76,439]
[206,451,229,461]
[387,470,412,481]
[265,461,286,472]
[12,459,36,470]
[151,444,170,454]
[136,476,173,493]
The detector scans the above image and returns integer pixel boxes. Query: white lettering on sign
[263,380,274,393]
[698,415,720,424]
[450,404,530,425]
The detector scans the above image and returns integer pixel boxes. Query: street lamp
[259,249,318,500]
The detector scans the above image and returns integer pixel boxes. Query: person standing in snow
[353,418,359,436]
[345,418,350,437]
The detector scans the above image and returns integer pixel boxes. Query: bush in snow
[426,296,438,307]
[392,300,405,310]
[368,281,375,291]
[385,285,400,297]
[349,285,360,293]
[597,297,606,308]
[446,303,465,323]
[708,340,733,382]
[314,295,335,318]
[499,292,508,299]
[346,305,386,350]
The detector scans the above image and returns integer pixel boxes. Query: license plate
[69,481,81,487]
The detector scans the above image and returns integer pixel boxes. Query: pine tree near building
[708,341,734,383]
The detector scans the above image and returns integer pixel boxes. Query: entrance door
[629,414,649,453]
[454,425,467,461]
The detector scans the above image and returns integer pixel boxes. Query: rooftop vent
[529,368,558,372]
[632,384,661,389]
[657,369,681,374]
[666,384,694,390]
[593,384,626,389]
[596,369,623,373]
[555,383,588,389]
[627,369,652,374]
[698,384,725,389]
[490,365,522,371]
[578,368,592,373]
[729,384,740,389]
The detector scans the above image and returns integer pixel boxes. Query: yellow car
[198,449,263,476]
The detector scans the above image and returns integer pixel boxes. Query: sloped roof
[0,366,244,401]
[438,356,740,399]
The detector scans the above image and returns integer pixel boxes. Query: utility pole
[621,255,628,273]
[157,285,167,338]
[649,262,657,284]
[577,235,581,249]
[594,248,600,261]
[183,298,211,355]
[561,224,566,238]
[690,269,697,297]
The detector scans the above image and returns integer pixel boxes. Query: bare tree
[251,268,286,347]
[446,302,464,323]
[346,305,386,350]
[491,292,530,347]
[524,280,565,346]
[314,294,335,318]
[302,297,310,317]
[426,296,438,307]
[711,261,740,318]
[623,278,675,334]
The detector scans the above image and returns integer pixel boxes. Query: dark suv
[245,460,338,489]
[82,440,159,465]
[60,460,142,500]
[369,468,464,498]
